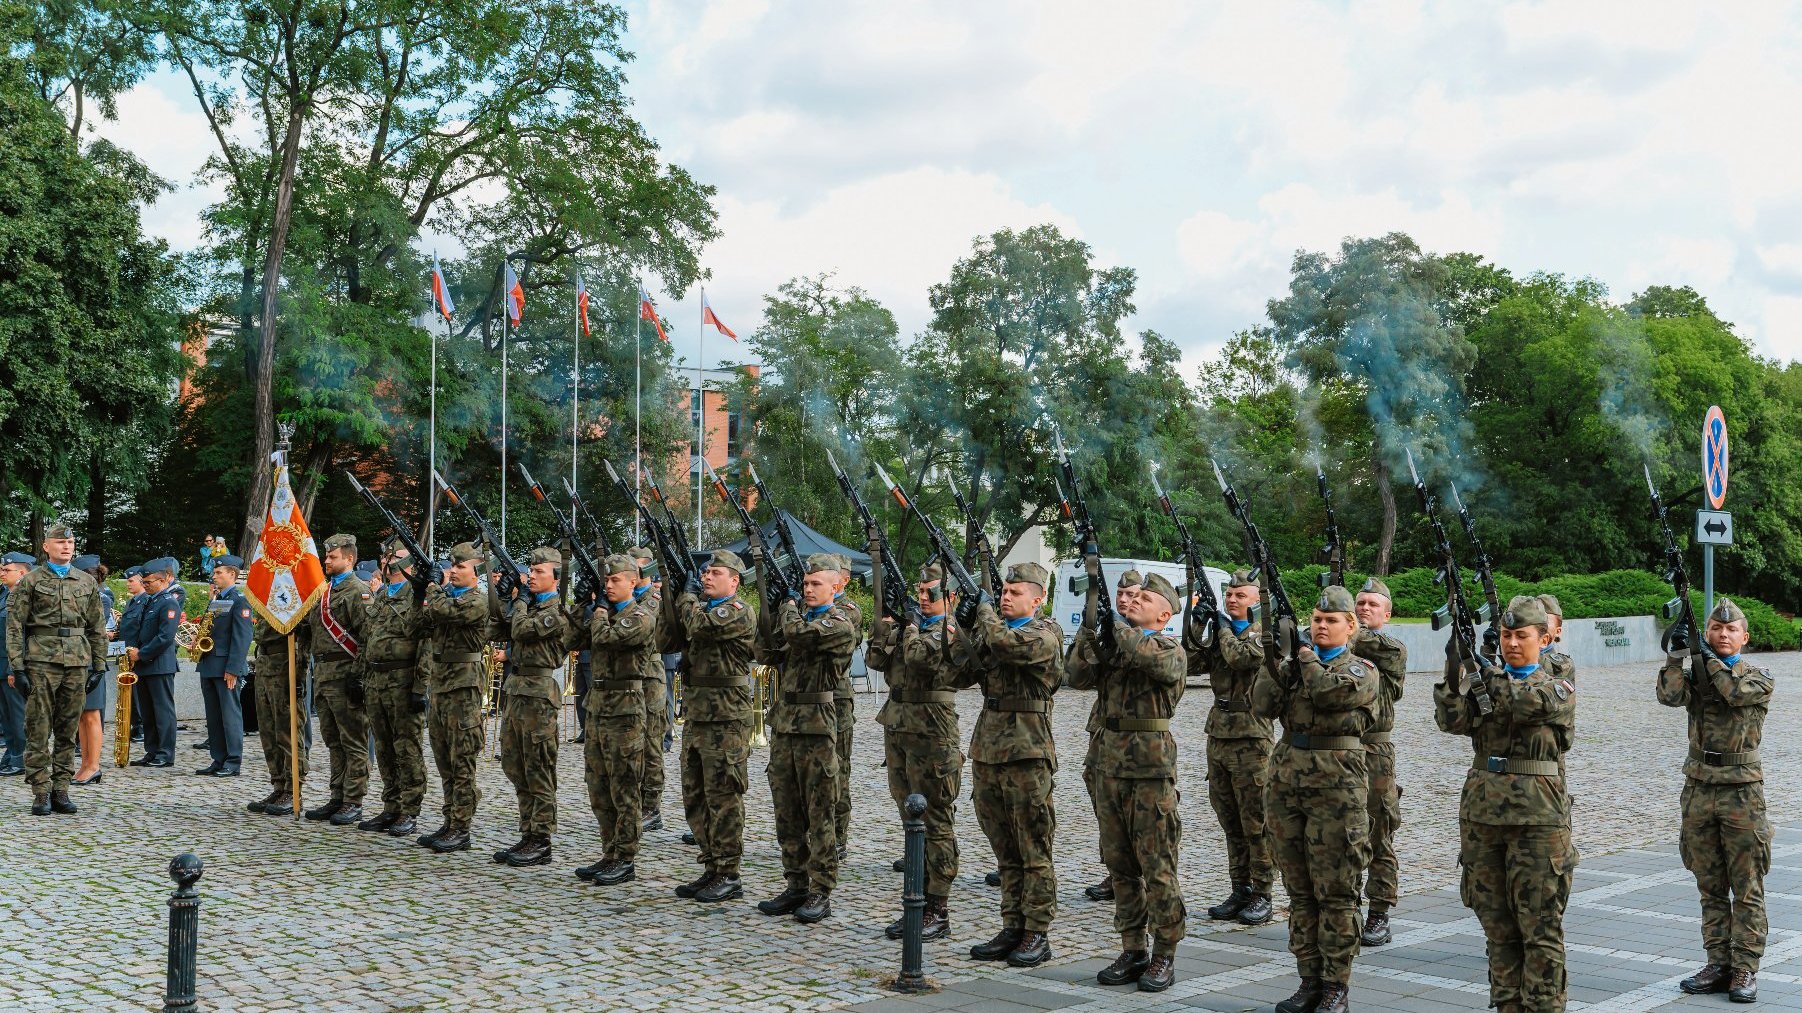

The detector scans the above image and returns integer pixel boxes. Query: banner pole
[287,632,299,820]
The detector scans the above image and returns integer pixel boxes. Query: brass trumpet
[113,649,137,768]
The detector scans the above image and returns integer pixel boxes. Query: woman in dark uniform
[74,555,112,785]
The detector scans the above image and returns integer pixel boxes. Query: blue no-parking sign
[1703,405,1729,510]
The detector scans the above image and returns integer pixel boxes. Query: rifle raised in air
[433,469,523,597]
[1405,449,1494,716]
[703,459,793,602]
[1646,464,1716,692]
[601,459,691,589]
[345,471,434,591]
[826,449,912,622]
[1055,431,1115,650]
[1449,481,1502,648]
[948,480,1003,602]
[1211,456,1305,679]
[1316,460,1346,589]
[1150,459,1218,648]
[518,463,605,601]
[747,462,807,592]
[563,477,613,559]
[872,461,988,608]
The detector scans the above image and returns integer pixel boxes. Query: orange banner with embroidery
[245,450,325,635]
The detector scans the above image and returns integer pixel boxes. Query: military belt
[1361,731,1392,744]
[834,691,854,701]
[368,659,416,672]
[1477,756,1561,776]
[685,676,751,689]
[28,625,80,638]
[596,679,641,692]
[1215,699,1252,712]
[1105,717,1170,732]
[316,651,354,664]
[784,691,835,705]
[983,697,1049,713]
[518,666,560,679]
[1286,733,1363,750]
[889,689,957,705]
[1692,746,1761,766]
[434,651,484,664]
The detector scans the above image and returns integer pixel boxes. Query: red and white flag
[575,275,592,337]
[701,292,737,340]
[430,254,455,322]
[638,284,668,342]
[504,263,525,326]
[244,449,325,634]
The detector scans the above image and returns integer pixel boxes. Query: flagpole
[634,283,642,545]
[572,281,580,499]
[695,286,705,547]
[501,266,510,544]
[428,258,439,557]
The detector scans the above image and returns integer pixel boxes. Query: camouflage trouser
[1207,735,1275,891]
[314,679,369,805]
[367,678,425,817]
[768,731,839,894]
[1364,741,1401,910]
[834,695,855,845]
[22,665,84,794]
[682,718,751,876]
[1269,778,1369,985]
[254,658,307,790]
[1095,775,1186,951]
[586,710,644,860]
[1460,820,1576,1012]
[501,694,559,837]
[885,732,962,897]
[973,758,1058,932]
[1680,780,1772,973]
[429,686,484,831]
[641,677,667,812]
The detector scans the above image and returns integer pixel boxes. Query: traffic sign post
[1700,406,1730,616]
[1695,510,1733,546]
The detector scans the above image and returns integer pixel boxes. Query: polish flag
[701,293,737,340]
[430,254,455,322]
[638,284,668,342]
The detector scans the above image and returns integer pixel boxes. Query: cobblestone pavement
[0,654,1795,1011]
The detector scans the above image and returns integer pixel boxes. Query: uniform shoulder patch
[1346,660,1370,677]
[1554,680,1574,699]
[714,606,732,619]
[166,610,177,619]
[240,609,250,618]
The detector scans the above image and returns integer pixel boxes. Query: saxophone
[113,648,137,767]
[193,609,217,656]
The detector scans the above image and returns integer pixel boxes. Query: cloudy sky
[101,0,1802,376]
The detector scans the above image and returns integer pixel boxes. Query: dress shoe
[328,804,364,827]
[1238,891,1274,926]
[129,756,155,767]
[1208,883,1252,920]
[571,731,585,744]
[48,790,77,814]
[757,886,808,916]
[1084,874,1115,902]
[73,772,102,786]
[429,829,471,853]
[494,837,527,863]
[970,927,1024,961]
[30,794,51,816]
[984,871,1002,887]
[130,729,143,742]
[1360,910,1391,946]
[1681,963,1732,994]
[695,875,742,903]
[357,812,399,832]
[1006,931,1052,968]
[387,816,417,837]
[1138,954,1175,993]
[417,825,451,848]
[0,763,23,776]
[212,767,239,778]
[591,857,634,883]
[1317,982,1350,1013]
[303,799,343,821]
[1730,968,1757,1003]
[793,892,831,923]
[146,758,173,768]
[195,764,223,776]
[261,793,295,816]
[507,835,554,868]
[640,809,663,832]
[190,741,209,750]
[680,830,696,846]
[1276,976,1323,1013]
[1096,950,1150,986]
[675,871,715,897]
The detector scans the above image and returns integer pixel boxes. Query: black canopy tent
[715,509,872,583]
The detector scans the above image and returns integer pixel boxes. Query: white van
[1049,556,1233,647]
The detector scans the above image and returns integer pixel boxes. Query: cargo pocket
[1457,839,1477,908]
[725,745,750,795]
[1755,819,1774,878]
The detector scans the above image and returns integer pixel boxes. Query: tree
[20,0,153,140]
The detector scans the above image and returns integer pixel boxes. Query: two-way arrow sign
[1695,509,1733,546]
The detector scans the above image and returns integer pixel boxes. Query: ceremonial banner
[245,449,325,634]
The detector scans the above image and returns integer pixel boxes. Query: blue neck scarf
[704,596,732,610]
[445,584,471,599]
[805,604,830,622]
[1005,615,1032,629]
[533,590,557,604]
[386,580,407,597]
[1505,663,1539,680]
[1230,618,1250,634]
[1723,653,1742,667]
[329,571,349,588]
[920,613,945,626]
[46,562,70,578]
[633,584,651,601]
[1318,644,1347,663]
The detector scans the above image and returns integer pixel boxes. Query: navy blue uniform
[131,584,184,764]
[119,591,148,739]
[0,583,22,770]
[196,587,253,771]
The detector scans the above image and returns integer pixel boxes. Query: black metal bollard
[894,793,928,993]
[163,853,204,1013]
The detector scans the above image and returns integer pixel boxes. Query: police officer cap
[603,553,640,576]
[1359,577,1391,600]
[1004,561,1049,590]
[72,554,100,571]
[1710,597,1747,624]
[448,542,485,569]
[1228,568,1258,588]
[705,549,746,575]
[121,564,143,577]
[1141,573,1181,614]
[1501,594,1548,629]
[44,523,75,540]
[322,533,357,554]
[142,556,177,576]
[213,554,244,570]
[805,553,844,575]
[1315,585,1356,615]
[526,546,562,568]
[2,551,36,567]
[1537,593,1563,618]
[1117,568,1142,589]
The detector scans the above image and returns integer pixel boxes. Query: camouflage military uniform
[674,580,757,881]
[1198,616,1276,901]
[305,556,373,809]
[1436,597,1578,1013]
[253,619,310,793]
[502,564,569,843]
[768,595,855,897]
[960,601,1064,935]
[636,577,668,817]
[5,561,106,795]
[1657,646,1773,976]
[1252,602,1378,990]
[1066,612,1187,955]
[831,590,863,849]
[419,571,493,834]
[1351,624,1408,916]
[867,605,965,903]
[576,565,657,865]
[363,579,427,822]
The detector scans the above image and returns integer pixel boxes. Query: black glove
[410,692,428,715]
[85,667,103,695]
[954,595,981,628]
[683,569,703,596]
[1667,629,1690,655]
[1481,624,1500,657]
[347,676,366,707]
[1445,635,1464,663]
[497,569,521,599]
[10,670,31,697]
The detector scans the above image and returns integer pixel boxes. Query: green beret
[1502,594,1548,629]
[1537,594,1563,618]
[1228,569,1258,589]
[44,523,75,540]
[1117,569,1142,589]
[705,549,746,575]
[526,546,562,568]
[805,553,843,575]
[1005,561,1048,590]
[603,553,640,576]
[1710,597,1746,624]
[322,533,357,554]
[1315,585,1356,615]
[448,542,484,569]
[1358,577,1391,600]
[1141,572,1181,613]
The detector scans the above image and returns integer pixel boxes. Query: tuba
[113,649,137,767]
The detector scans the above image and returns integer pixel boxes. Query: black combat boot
[1207,883,1252,920]
[695,875,742,903]
[262,791,295,816]
[417,824,450,848]
[756,885,808,916]
[1681,963,1732,994]
[387,815,417,837]
[1276,976,1323,1013]
[793,891,831,923]
[681,830,696,846]
[1360,908,1391,946]
[593,857,635,884]
[576,858,610,881]
[1138,954,1176,993]
[493,836,528,863]
[970,926,1023,961]
[303,798,342,821]
[892,858,906,873]
[1006,931,1052,968]
[640,808,663,832]
[247,790,280,814]
[49,789,77,815]
[1238,890,1274,925]
[429,828,471,853]
[1096,950,1150,986]
[921,897,950,940]
[328,803,363,826]
[357,811,399,832]
[1730,968,1758,1003]
[674,870,714,897]
[1316,981,1350,1013]
[984,871,1002,887]
[30,794,51,816]
[1084,874,1115,902]
[507,835,553,868]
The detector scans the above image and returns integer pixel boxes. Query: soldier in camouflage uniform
[1254,585,1378,1013]
[627,546,668,830]
[568,552,655,885]
[671,550,757,903]
[959,561,1063,969]
[490,547,569,868]
[1658,598,1771,1004]
[1195,569,1276,926]
[303,534,373,827]
[1351,577,1408,946]
[1066,570,1187,992]
[1437,594,1579,1013]
[867,561,967,941]
[247,616,310,816]
[757,554,855,924]
[1078,569,1142,905]
[828,554,861,857]
[1538,595,1573,682]
[416,542,494,854]
[358,540,428,837]
[6,524,106,815]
